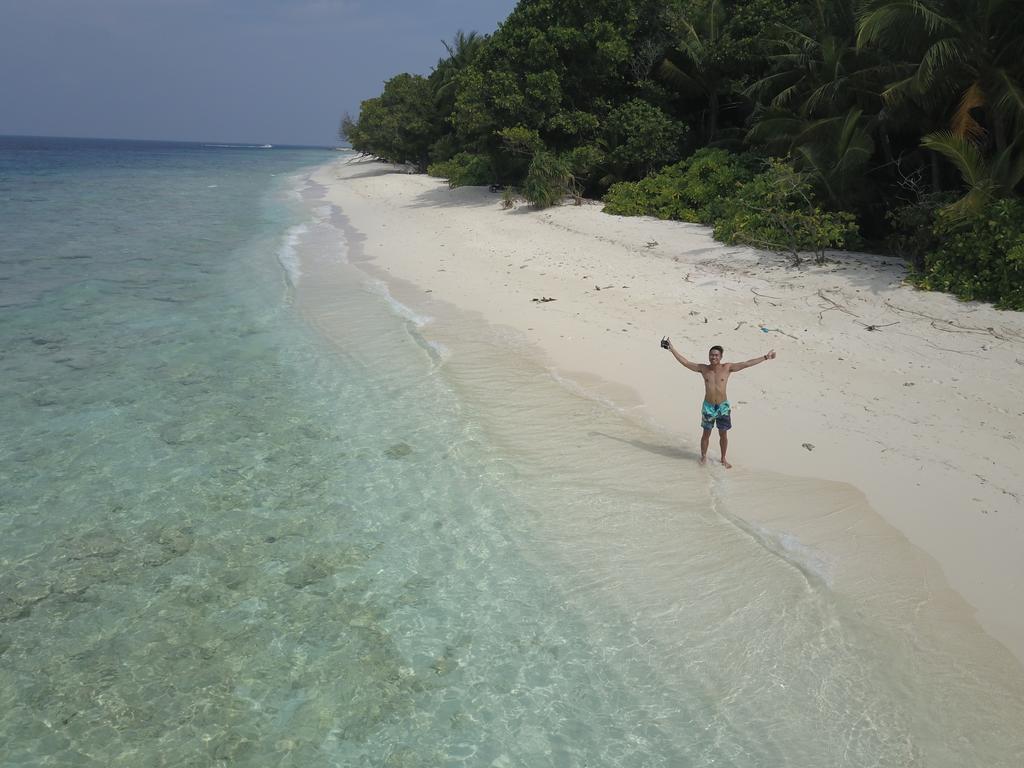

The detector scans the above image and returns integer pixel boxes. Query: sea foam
[364,278,432,327]
[276,223,307,286]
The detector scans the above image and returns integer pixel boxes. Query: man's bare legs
[700,428,732,467]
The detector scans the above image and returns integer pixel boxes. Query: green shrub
[914,199,1024,309]
[523,151,575,208]
[427,152,494,188]
[886,192,956,269]
[602,148,757,222]
[602,179,651,217]
[713,160,859,263]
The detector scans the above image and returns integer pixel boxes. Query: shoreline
[311,157,1024,664]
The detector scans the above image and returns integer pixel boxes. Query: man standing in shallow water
[663,340,776,468]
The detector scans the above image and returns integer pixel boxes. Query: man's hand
[766,349,776,360]
[666,340,703,372]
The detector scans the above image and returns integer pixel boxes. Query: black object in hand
[660,336,670,349]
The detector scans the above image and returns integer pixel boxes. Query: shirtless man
[663,340,776,468]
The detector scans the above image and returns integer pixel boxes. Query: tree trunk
[707,90,719,143]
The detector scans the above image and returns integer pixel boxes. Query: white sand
[312,158,1024,664]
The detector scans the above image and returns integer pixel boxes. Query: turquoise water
[1,137,1023,767]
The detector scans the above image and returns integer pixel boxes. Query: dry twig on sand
[856,320,899,331]
[816,289,859,322]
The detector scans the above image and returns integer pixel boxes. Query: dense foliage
[916,200,1024,309]
[342,0,1024,306]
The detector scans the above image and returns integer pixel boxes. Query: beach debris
[759,326,798,340]
[903,382,915,387]
[802,443,815,451]
[734,321,746,331]
[594,284,614,290]
[751,287,786,306]
[532,297,557,303]
[645,240,658,248]
[384,442,413,459]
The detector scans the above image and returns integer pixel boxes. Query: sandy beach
[311,157,1024,665]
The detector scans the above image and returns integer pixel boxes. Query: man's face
[709,349,722,365]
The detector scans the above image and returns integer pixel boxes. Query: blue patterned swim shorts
[701,400,732,431]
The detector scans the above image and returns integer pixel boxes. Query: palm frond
[742,70,800,100]
[921,130,987,187]
[991,70,1024,133]
[942,182,996,221]
[746,113,804,150]
[880,73,922,105]
[990,138,1024,192]
[950,81,986,139]
[857,0,956,48]
[914,37,967,93]
[657,59,705,97]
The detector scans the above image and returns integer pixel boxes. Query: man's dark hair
[710,345,724,355]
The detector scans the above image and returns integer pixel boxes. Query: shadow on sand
[589,431,701,462]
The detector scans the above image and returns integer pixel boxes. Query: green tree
[342,74,440,170]
[602,99,687,182]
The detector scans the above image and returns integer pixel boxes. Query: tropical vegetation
[341,0,1024,308]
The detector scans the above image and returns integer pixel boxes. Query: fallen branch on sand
[532,297,557,303]
[884,300,1022,341]
[817,289,859,322]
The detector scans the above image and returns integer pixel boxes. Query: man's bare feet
[721,458,732,468]
[699,455,707,465]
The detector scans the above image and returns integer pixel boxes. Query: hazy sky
[1,0,517,146]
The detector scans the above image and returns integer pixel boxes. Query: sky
[0,0,518,146]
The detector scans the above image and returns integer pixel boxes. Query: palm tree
[657,0,728,144]
[747,0,887,120]
[857,0,1024,151]
[743,0,890,207]
[432,31,486,111]
[920,131,1024,217]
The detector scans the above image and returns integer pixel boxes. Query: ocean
[1,136,1022,767]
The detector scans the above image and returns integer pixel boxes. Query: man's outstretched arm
[666,339,703,372]
[729,349,776,372]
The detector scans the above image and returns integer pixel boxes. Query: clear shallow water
[1,138,1022,767]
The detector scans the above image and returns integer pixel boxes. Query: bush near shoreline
[342,0,1024,310]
